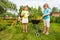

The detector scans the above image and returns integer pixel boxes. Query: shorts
[22,18,28,23]
[44,19,50,27]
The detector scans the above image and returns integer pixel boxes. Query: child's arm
[21,13,23,16]
[21,11,24,17]
[41,13,50,19]
[27,12,30,16]
[43,13,50,17]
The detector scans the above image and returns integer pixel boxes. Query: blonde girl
[21,6,30,32]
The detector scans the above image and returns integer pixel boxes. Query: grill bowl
[31,20,40,24]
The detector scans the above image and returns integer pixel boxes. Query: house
[51,12,60,17]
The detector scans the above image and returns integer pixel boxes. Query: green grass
[0,21,60,40]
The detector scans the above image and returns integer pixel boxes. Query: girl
[21,6,30,32]
[42,3,51,35]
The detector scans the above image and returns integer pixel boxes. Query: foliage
[0,12,17,18]
[50,16,56,23]
[37,6,42,16]
[0,21,60,40]
[0,6,6,14]
[50,16,60,23]
[19,6,23,14]
[56,16,60,23]
[0,0,17,15]
[52,7,59,12]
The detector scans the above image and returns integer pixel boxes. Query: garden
[0,0,60,40]
[0,17,60,40]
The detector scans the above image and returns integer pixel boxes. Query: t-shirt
[21,11,29,18]
[43,8,51,20]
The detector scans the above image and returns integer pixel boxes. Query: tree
[0,0,7,14]
[52,7,59,12]
[19,6,23,14]
[0,0,17,17]
[6,2,16,10]
[59,9,60,12]
[37,6,42,16]
[0,6,6,14]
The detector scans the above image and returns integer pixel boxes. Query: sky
[8,0,60,10]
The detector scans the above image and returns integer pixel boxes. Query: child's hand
[21,14,24,17]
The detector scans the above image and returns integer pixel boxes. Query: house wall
[52,12,60,17]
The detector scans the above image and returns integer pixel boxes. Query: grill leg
[36,31,40,37]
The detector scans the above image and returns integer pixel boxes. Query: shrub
[50,16,60,23]
[50,16,56,23]
[0,24,7,31]
[56,16,60,23]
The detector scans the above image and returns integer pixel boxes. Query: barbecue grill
[31,19,42,37]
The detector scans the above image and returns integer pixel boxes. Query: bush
[50,16,56,23]
[0,21,10,31]
[56,16,60,23]
[0,24,7,31]
[50,16,60,23]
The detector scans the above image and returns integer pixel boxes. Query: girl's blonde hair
[22,6,28,11]
[43,3,49,8]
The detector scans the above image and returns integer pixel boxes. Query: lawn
[0,20,60,40]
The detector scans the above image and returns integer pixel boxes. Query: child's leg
[25,23,28,32]
[43,20,47,33]
[25,18,28,32]
[45,19,50,35]
[45,27,50,35]
[46,27,50,33]
[22,23,25,32]
[43,26,47,33]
